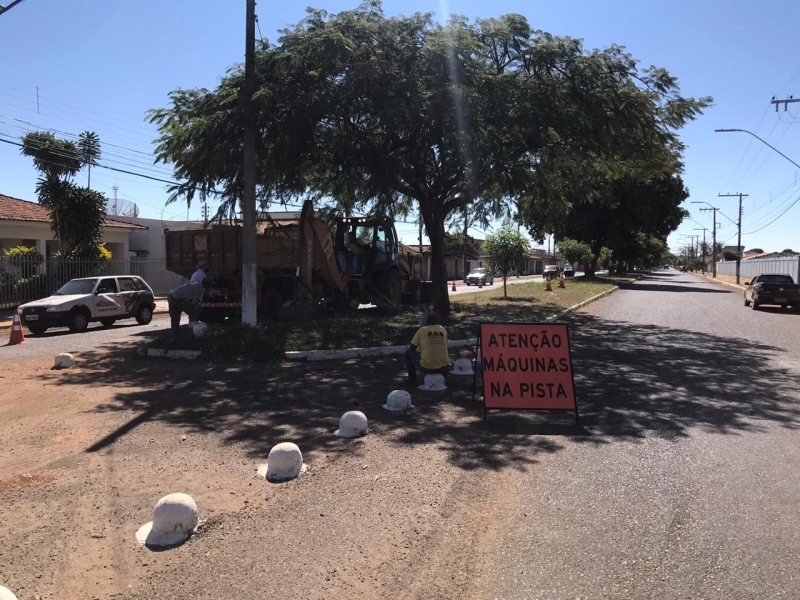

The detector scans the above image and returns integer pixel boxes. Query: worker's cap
[426,311,440,324]
[201,276,214,288]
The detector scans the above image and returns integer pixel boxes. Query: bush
[3,245,43,279]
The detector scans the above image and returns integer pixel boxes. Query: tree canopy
[557,238,595,267]
[149,1,710,312]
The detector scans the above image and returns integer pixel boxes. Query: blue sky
[2,0,799,254]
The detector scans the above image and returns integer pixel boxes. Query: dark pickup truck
[744,274,800,310]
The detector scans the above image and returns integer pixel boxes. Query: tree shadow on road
[36,311,800,472]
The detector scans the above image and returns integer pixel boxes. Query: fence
[0,257,185,309]
[716,256,800,283]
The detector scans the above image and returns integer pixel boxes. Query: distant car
[744,274,800,310]
[464,268,493,286]
[679,265,687,272]
[18,275,156,335]
[563,265,575,278]
[543,265,560,280]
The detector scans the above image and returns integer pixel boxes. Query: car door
[94,277,125,318]
[116,277,140,315]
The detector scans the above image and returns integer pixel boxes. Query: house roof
[0,193,146,230]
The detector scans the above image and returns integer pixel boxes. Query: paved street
[482,269,800,599]
[0,313,171,364]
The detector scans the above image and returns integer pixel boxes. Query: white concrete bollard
[135,493,198,547]
[192,322,209,338]
[54,353,75,369]
[419,373,447,391]
[450,358,474,376]
[335,411,369,438]
[264,442,304,482]
[383,390,414,412]
[0,586,18,600]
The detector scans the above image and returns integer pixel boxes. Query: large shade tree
[149,1,710,313]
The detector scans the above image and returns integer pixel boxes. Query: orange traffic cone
[7,313,26,345]
[558,273,565,288]
[544,279,553,292]
[451,280,457,292]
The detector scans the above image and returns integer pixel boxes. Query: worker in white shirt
[191,260,208,283]
[168,277,211,333]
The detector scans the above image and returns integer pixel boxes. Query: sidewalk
[699,271,746,290]
[0,298,170,330]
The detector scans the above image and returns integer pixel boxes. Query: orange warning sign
[479,323,577,413]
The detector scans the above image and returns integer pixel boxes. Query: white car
[464,268,494,286]
[18,276,156,335]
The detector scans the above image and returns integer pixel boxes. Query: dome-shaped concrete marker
[383,390,414,412]
[260,442,305,482]
[0,586,18,600]
[192,322,208,338]
[335,411,370,438]
[450,358,474,376]
[419,373,447,391]
[54,353,75,369]
[136,493,199,548]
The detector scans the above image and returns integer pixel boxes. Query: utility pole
[694,201,719,278]
[0,0,25,16]
[718,193,749,284]
[693,227,708,273]
[770,96,800,112]
[241,0,258,327]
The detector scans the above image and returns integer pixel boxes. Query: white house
[0,193,144,259]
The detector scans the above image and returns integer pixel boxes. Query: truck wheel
[380,269,402,305]
[68,309,90,333]
[100,318,116,328]
[27,325,48,335]
[135,305,153,325]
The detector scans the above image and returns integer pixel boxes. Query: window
[118,277,138,292]
[133,277,148,291]
[98,278,118,293]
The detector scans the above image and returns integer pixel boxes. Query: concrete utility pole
[0,0,25,16]
[718,193,749,285]
[694,227,708,272]
[240,0,258,327]
[693,201,719,278]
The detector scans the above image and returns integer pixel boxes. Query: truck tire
[68,308,90,333]
[403,279,422,305]
[377,269,402,305]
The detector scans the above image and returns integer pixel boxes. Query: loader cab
[335,216,399,275]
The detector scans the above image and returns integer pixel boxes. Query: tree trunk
[424,208,450,315]
[503,274,507,298]
[587,257,597,277]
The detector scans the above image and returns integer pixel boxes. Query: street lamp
[715,129,800,170]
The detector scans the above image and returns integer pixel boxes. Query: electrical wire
[742,194,800,235]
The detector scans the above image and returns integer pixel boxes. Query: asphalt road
[0,312,172,364]
[484,269,800,599]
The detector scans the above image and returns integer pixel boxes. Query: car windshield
[54,280,97,295]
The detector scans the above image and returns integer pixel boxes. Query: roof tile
[0,193,145,229]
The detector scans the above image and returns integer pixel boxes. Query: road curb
[700,273,746,291]
[544,285,621,323]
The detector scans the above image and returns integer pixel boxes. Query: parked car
[18,275,156,334]
[543,264,560,280]
[563,265,575,278]
[464,267,493,286]
[744,274,800,311]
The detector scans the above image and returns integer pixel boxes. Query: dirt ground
[0,343,563,600]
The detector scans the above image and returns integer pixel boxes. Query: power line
[743,194,800,235]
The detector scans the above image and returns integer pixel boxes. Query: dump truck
[165,201,421,321]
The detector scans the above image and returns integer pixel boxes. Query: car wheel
[68,310,90,333]
[136,304,153,325]
[27,325,48,335]
[100,318,116,328]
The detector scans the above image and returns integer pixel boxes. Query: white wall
[0,221,134,259]
[717,257,800,282]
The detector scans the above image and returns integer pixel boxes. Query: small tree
[597,246,614,272]
[722,249,738,261]
[3,246,43,279]
[557,238,595,269]
[482,226,529,298]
